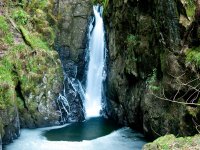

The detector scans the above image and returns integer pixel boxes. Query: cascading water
[85,5,106,118]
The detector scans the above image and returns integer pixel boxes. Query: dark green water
[43,117,121,141]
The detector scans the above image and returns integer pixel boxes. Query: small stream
[5,117,147,150]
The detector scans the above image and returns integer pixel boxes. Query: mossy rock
[143,134,200,150]
[19,26,49,50]
[0,16,14,45]
[0,0,64,145]
[186,47,200,69]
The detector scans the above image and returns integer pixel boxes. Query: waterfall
[85,5,106,118]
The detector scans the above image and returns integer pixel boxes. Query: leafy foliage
[185,0,196,18]
[186,47,200,69]
[12,9,29,25]
[147,69,160,91]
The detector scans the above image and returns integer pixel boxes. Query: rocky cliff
[0,0,63,146]
[53,0,92,123]
[55,0,92,79]
[1,0,199,148]
[103,0,200,139]
[0,0,93,147]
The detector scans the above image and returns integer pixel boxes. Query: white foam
[85,5,106,118]
[5,127,146,150]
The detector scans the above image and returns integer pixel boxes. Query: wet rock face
[55,0,92,79]
[57,60,85,123]
[54,0,92,123]
[104,0,157,129]
[0,107,20,145]
[105,0,200,139]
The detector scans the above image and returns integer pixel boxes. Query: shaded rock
[0,106,20,145]
[104,0,200,140]
[53,0,93,123]
[55,0,92,79]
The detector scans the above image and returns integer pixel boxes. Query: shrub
[12,9,29,25]
[186,47,200,69]
[0,16,14,45]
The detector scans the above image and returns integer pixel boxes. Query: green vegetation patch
[0,16,9,31]
[147,68,160,91]
[12,0,56,47]
[12,8,29,25]
[186,47,200,68]
[143,134,200,150]
[185,0,196,18]
[19,26,48,50]
[0,16,14,45]
[0,0,61,136]
[0,63,15,109]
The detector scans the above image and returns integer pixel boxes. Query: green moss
[186,47,200,68]
[154,135,176,145]
[143,134,200,150]
[0,64,15,109]
[127,34,138,46]
[0,16,9,31]
[12,8,29,25]
[4,33,14,45]
[187,106,199,118]
[185,0,196,18]
[12,44,26,52]
[0,0,61,131]
[0,16,14,45]
[19,25,32,47]
[19,26,48,50]
[32,9,55,46]
[11,0,56,48]
[147,68,160,91]
[30,34,49,50]
[27,0,49,10]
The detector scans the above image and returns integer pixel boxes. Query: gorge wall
[1,0,200,148]
[0,0,64,145]
[0,0,93,147]
[54,0,92,123]
[55,0,92,79]
[104,0,200,139]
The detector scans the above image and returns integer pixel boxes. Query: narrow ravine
[4,5,147,150]
[1,0,200,149]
